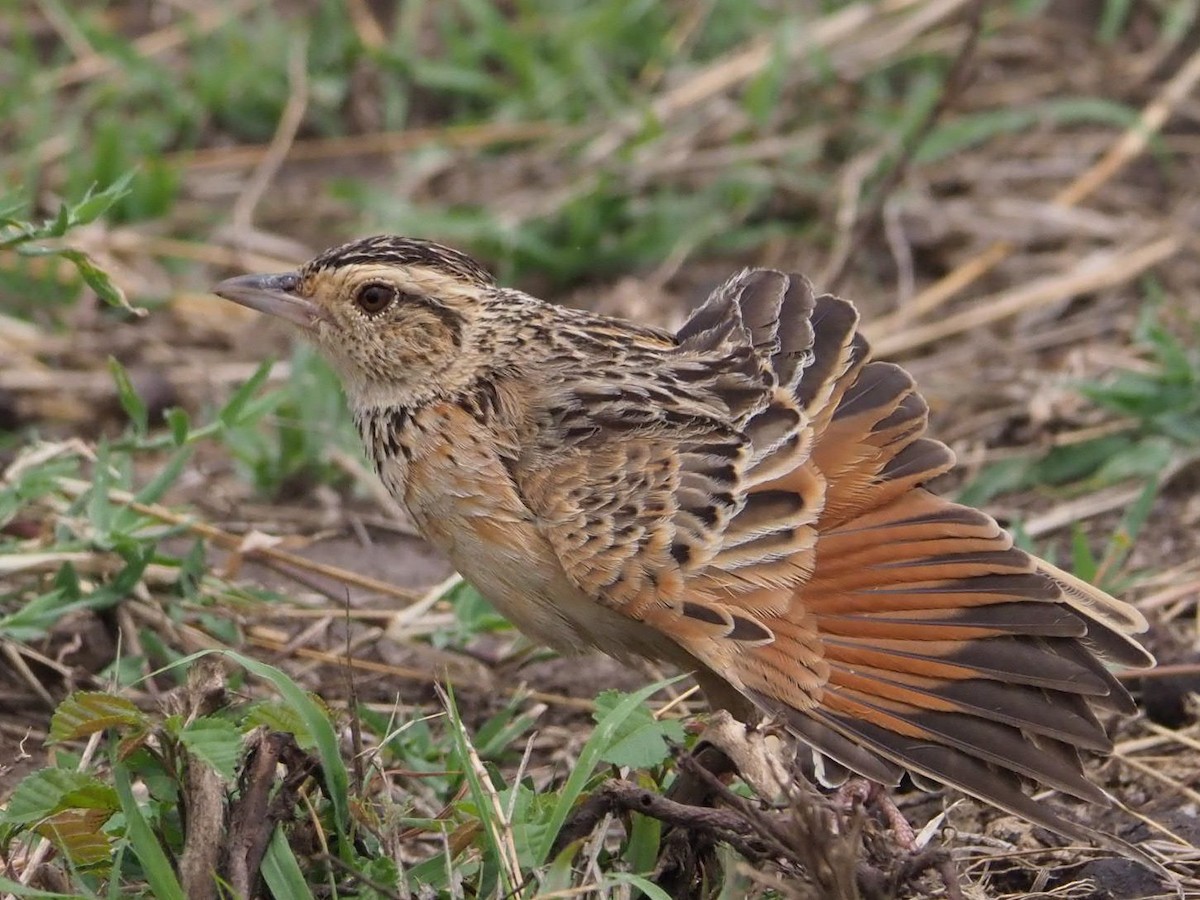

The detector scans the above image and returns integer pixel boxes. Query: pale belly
[402,490,677,665]
[376,402,687,666]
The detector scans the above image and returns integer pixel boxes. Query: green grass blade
[261,826,316,900]
[609,872,675,900]
[442,685,520,896]
[0,876,88,899]
[535,675,685,863]
[112,760,185,900]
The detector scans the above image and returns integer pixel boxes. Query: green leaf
[3,769,119,825]
[133,444,194,505]
[1097,0,1132,43]
[918,98,1138,163]
[61,249,134,312]
[243,699,313,747]
[113,761,186,900]
[106,357,148,435]
[956,457,1031,507]
[442,686,522,896]
[49,692,148,743]
[535,675,685,863]
[502,788,559,868]
[1032,436,1132,487]
[592,690,685,769]
[0,875,88,898]
[70,172,137,226]
[1070,525,1099,583]
[624,803,662,876]
[1090,436,1173,485]
[539,838,583,892]
[218,360,276,427]
[166,407,191,446]
[607,872,676,900]
[178,716,243,781]
[35,807,114,867]
[261,826,316,900]
[0,174,134,251]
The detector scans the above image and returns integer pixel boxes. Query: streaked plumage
[214,235,1154,849]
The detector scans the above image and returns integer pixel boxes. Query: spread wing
[514,270,1154,847]
[515,272,820,662]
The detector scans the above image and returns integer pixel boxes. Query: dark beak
[212,272,326,329]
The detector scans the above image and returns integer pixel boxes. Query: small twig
[32,0,94,60]
[225,731,319,899]
[246,628,597,712]
[1135,577,1200,613]
[0,642,58,708]
[885,40,1200,323]
[1119,662,1200,681]
[870,235,1181,357]
[54,476,423,607]
[230,34,309,232]
[823,0,984,291]
[315,853,405,899]
[652,683,699,720]
[344,591,366,796]
[344,0,387,49]
[34,0,258,93]
[582,0,963,166]
[552,779,767,863]
[176,120,571,170]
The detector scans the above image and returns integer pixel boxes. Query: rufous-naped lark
[215,235,1154,846]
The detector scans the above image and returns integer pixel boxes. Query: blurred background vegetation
[2,2,1200,898]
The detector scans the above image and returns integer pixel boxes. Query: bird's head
[213,236,501,407]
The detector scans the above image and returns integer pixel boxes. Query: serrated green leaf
[592,689,685,769]
[49,692,148,743]
[151,650,351,858]
[35,807,113,866]
[178,716,243,780]
[352,856,403,900]
[244,699,313,747]
[3,769,119,825]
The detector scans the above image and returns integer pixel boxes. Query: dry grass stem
[870,235,1181,357]
[887,42,1200,324]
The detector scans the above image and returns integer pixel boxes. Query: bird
[214,234,1155,849]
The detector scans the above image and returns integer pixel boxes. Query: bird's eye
[355,283,397,315]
